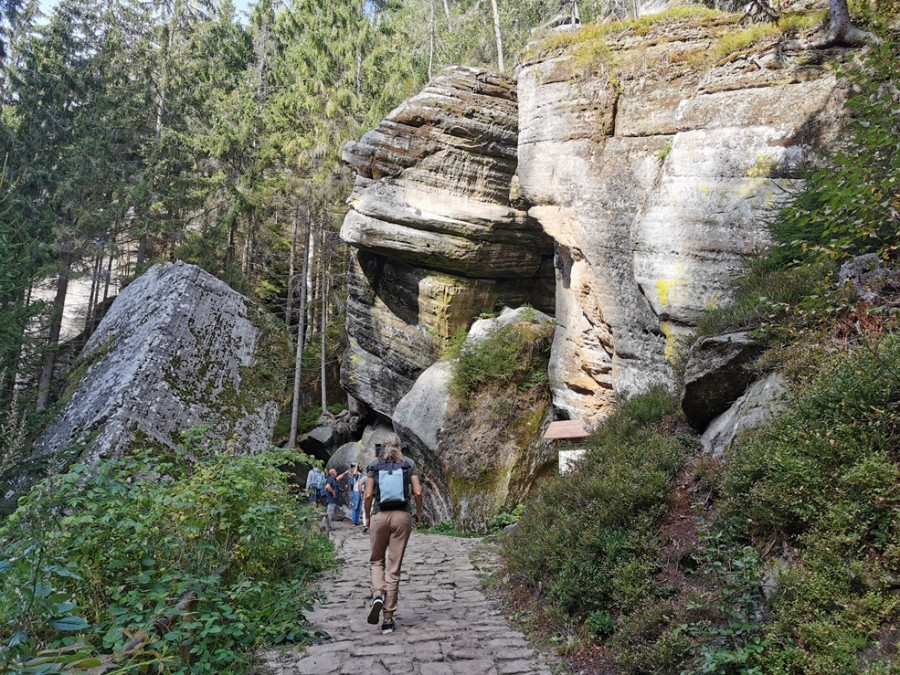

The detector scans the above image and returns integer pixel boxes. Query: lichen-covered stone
[4,262,292,509]
[518,17,848,423]
[393,315,556,528]
[701,373,792,459]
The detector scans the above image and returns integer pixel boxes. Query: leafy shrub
[586,611,615,637]
[450,321,553,406]
[773,41,900,264]
[0,442,333,673]
[502,389,685,641]
[488,504,525,533]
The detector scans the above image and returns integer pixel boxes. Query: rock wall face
[337,22,853,524]
[517,17,847,422]
[6,262,292,508]
[340,66,555,418]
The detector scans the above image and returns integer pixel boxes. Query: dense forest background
[0,0,622,442]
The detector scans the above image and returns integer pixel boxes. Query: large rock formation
[393,309,557,528]
[517,16,847,422]
[338,18,854,525]
[3,262,292,510]
[340,66,555,418]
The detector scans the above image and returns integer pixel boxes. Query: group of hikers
[303,435,424,635]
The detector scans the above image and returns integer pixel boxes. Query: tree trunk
[320,259,328,415]
[285,205,299,324]
[490,0,504,74]
[36,254,72,411]
[102,250,113,302]
[242,211,255,280]
[785,0,880,49]
[429,0,435,81]
[85,251,101,332]
[306,222,318,346]
[288,217,312,448]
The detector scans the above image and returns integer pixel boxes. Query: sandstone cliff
[339,13,852,521]
[340,66,555,419]
[518,13,846,421]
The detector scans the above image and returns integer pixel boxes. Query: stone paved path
[255,520,558,675]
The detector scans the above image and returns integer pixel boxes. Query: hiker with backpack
[364,436,423,635]
[305,465,325,504]
[320,466,350,534]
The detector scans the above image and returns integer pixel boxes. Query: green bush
[502,389,685,637]
[450,321,553,406]
[488,504,525,532]
[773,41,900,264]
[720,335,900,671]
[0,442,333,673]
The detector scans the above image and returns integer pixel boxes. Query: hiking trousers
[369,509,412,622]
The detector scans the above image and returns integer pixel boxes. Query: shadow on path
[255,519,558,675]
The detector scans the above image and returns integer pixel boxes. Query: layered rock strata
[340,67,554,418]
[517,17,848,421]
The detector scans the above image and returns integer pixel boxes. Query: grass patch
[523,6,729,68]
[450,320,553,408]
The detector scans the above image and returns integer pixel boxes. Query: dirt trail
[255,520,558,675]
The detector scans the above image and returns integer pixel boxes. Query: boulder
[681,332,766,429]
[5,262,292,510]
[393,361,455,523]
[465,306,554,345]
[393,314,555,529]
[701,373,792,459]
[299,427,338,461]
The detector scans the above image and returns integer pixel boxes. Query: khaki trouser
[369,510,412,622]
[320,502,336,532]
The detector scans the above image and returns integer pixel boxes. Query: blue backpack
[373,461,411,510]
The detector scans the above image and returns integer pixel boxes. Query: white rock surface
[10,262,291,507]
[701,373,792,459]
[517,25,847,423]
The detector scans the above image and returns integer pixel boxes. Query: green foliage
[686,534,770,674]
[487,504,525,533]
[450,321,554,406]
[695,256,843,339]
[586,611,615,638]
[502,389,685,634]
[0,438,333,673]
[419,521,480,538]
[720,335,900,671]
[772,41,900,264]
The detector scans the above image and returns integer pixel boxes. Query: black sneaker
[381,620,395,634]
[367,596,383,625]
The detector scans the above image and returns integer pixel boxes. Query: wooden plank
[543,419,590,441]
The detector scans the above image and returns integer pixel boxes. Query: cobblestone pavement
[254,519,559,675]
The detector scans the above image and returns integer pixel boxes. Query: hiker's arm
[411,475,423,525]
[326,481,336,497]
[364,477,375,522]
